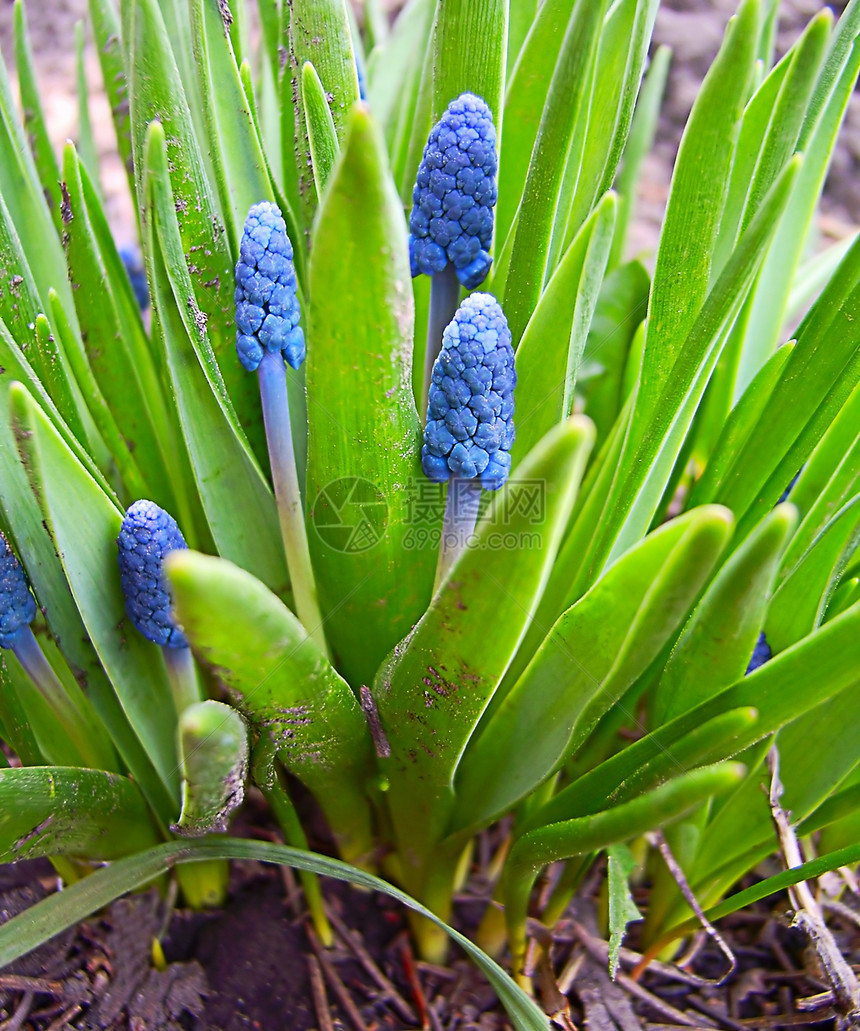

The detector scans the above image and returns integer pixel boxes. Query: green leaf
[374,418,594,888]
[641,0,760,398]
[534,599,860,831]
[515,157,800,679]
[0,767,160,863]
[502,0,606,343]
[737,19,860,395]
[657,837,860,953]
[61,144,173,507]
[13,0,63,230]
[191,0,277,255]
[609,45,671,270]
[306,103,434,689]
[75,21,101,195]
[167,550,376,864]
[0,42,78,327]
[495,0,578,262]
[125,0,267,470]
[287,0,360,232]
[175,701,249,836]
[511,192,616,472]
[607,844,642,980]
[88,0,134,199]
[651,505,796,725]
[503,763,745,974]
[451,505,732,834]
[302,62,340,199]
[0,653,42,766]
[766,496,860,650]
[714,234,860,540]
[713,11,830,282]
[553,0,658,264]
[691,683,860,910]
[0,839,550,1031]
[783,376,860,535]
[431,0,507,132]
[10,381,180,820]
[577,260,651,445]
[366,0,434,161]
[143,118,289,596]
[689,341,795,508]
[0,195,89,447]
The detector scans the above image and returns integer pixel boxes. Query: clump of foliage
[0,0,859,1026]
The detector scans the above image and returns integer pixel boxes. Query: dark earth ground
[0,1,859,1029]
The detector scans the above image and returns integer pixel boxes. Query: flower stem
[11,626,109,769]
[163,645,202,717]
[433,477,481,593]
[423,264,460,412]
[262,765,334,947]
[257,350,329,658]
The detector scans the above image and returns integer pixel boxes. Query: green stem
[11,626,109,769]
[263,766,334,947]
[423,264,460,412]
[163,645,202,716]
[258,351,329,658]
[434,477,481,592]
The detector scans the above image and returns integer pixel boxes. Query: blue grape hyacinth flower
[409,93,498,291]
[117,500,189,649]
[423,293,516,492]
[746,631,772,674]
[0,532,36,649]
[234,201,328,657]
[119,244,150,311]
[235,201,305,372]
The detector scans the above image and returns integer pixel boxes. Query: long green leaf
[511,192,615,471]
[306,103,434,689]
[286,0,360,233]
[191,0,277,255]
[531,600,860,831]
[431,0,507,132]
[0,838,549,1031]
[651,505,795,725]
[13,0,63,230]
[125,0,266,469]
[302,61,340,199]
[143,119,289,595]
[502,0,606,343]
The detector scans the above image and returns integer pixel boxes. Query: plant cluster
[0,0,859,1026]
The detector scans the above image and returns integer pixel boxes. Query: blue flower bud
[745,631,771,674]
[422,293,515,491]
[409,93,497,290]
[119,244,150,311]
[116,500,189,648]
[235,202,305,372]
[0,532,36,649]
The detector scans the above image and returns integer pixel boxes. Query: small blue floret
[235,202,305,372]
[745,631,772,674]
[409,93,497,290]
[116,500,189,649]
[422,293,515,491]
[0,532,36,649]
